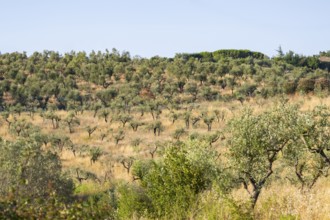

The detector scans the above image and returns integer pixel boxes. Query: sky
[1,0,329,58]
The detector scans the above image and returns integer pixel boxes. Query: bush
[237,84,257,97]
[297,78,315,93]
[117,184,152,219]
[283,80,297,94]
[0,139,74,201]
[0,193,117,219]
[315,77,330,91]
[137,140,221,219]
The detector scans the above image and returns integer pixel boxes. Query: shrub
[314,77,330,91]
[237,84,258,97]
[0,139,74,201]
[283,80,297,94]
[117,184,152,219]
[297,78,315,93]
[137,140,220,219]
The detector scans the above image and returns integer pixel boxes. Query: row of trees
[0,49,329,113]
[175,49,266,61]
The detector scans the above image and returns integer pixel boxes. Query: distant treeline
[275,50,330,70]
[0,48,330,112]
[175,49,266,61]
[176,49,330,70]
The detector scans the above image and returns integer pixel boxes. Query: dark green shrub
[0,139,74,201]
[0,193,117,219]
[297,78,315,93]
[237,84,257,97]
[138,140,220,219]
[283,80,297,94]
[117,184,152,219]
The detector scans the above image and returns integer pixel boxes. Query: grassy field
[2,94,330,219]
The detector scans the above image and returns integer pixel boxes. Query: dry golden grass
[254,178,330,220]
[1,94,330,218]
[3,94,330,179]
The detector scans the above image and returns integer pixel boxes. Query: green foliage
[297,78,315,93]
[176,49,265,61]
[203,115,215,131]
[200,86,219,101]
[172,127,187,140]
[44,111,61,129]
[283,105,330,189]
[169,111,180,124]
[192,186,253,220]
[96,88,118,106]
[131,138,142,147]
[135,140,220,219]
[185,81,199,100]
[86,125,97,138]
[147,120,164,136]
[64,111,80,133]
[129,120,144,131]
[276,50,321,69]
[89,147,103,164]
[116,113,132,127]
[0,139,74,200]
[98,108,111,123]
[182,111,191,129]
[283,80,297,94]
[0,49,328,113]
[237,83,257,97]
[131,159,154,181]
[117,184,152,219]
[50,134,72,153]
[1,49,330,218]
[0,192,117,219]
[9,118,34,137]
[113,129,125,145]
[227,103,301,207]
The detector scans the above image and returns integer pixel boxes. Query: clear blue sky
[1,0,329,57]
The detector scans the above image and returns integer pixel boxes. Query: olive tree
[90,147,103,165]
[147,121,164,136]
[64,112,80,133]
[300,106,330,165]
[86,126,97,138]
[45,111,61,129]
[182,111,191,129]
[113,130,125,145]
[129,121,144,131]
[116,114,132,127]
[203,114,215,131]
[226,103,300,208]
[283,105,330,189]
[10,119,32,137]
[172,127,187,141]
[98,108,111,123]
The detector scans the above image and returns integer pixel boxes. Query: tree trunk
[251,189,261,209]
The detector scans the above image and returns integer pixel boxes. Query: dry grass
[255,178,330,220]
[3,94,330,178]
[1,94,330,218]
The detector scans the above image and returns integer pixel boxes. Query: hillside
[0,49,330,219]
